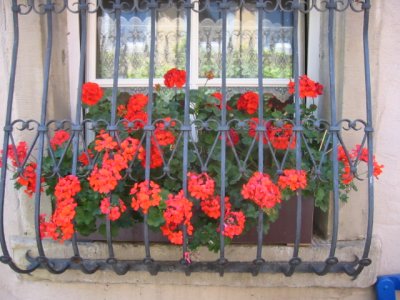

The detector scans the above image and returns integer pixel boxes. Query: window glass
[97,0,186,79]
[199,0,293,79]
[96,0,293,81]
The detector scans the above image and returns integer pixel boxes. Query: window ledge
[9,235,381,288]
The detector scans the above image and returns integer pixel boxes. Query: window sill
[10,235,380,288]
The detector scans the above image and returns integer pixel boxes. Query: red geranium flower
[94,130,118,152]
[200,195,231,219]
[120,137,143,162]
[241,172,281,209]
[237,91,259,115]
[78,149,94,166]
[338,145,383,184]
[1,141,28,167]
[267,123,296,150]
[50,130,70,150]
[164,68,186,88]
[17,162,44,197]
[154,118,176,147]
[187,172,215,201]
[161,190,193,245]
[100,197,127,221]
[130,180,162,214]
[138,143,164,169]
[222,210,246,239]
[82,82,103,106]
[40,175,81,242]
[88,166,120,194]
[288,75,323,98]
[248,118,268,144]
[127,93,148,113]
[278,169,308,191]
[219,128,239,147]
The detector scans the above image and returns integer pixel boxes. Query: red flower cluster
[40,175,81,242]
[50,130,70,150]
[138,119,176,169]
[211,92,233,111]
[237,91,259,115]
[78,149,94,166]
[188,172,245,237]
[187,172,215,201]
[138,144,164,169]
[288,75,323,98]
[154,118,176,147]
[130,180,162,214]
[222,210,246,239]
[127,93,148,113]
[90,133,144,194]
[100,197,127,221]
[94,131,118,152]
[248,118,268,144]
[0,141,28,168]
[17,162,43,197]
[241,172,281,209]
[278,169,308,191]
[82,82,104,106]
[161,190,193,245]
[338,145,383,184]
[164,68,186,88]
[267,123,296,150]
[121,137,143,162]
[118,94,148,130]
[200,195,231,219]
[248,120,296,150]
[219,128,239,147]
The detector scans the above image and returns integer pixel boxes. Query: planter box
[79,196,314,245]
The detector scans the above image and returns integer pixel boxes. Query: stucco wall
[0,0,399,299]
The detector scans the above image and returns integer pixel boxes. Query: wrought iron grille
[0,0,375,278]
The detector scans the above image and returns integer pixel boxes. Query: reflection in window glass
[199,0,293,79]
[97,0,186,79]
[96,0,293,80]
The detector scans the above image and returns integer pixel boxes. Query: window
[87,0,304,89]
[0,0,376,279]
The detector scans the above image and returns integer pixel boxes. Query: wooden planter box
[79,196,314,245]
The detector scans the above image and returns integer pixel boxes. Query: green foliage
[27,74,361,250]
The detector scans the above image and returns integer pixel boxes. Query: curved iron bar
[344,0,374,277]
[0,1,41,274]
[282,0,303,277]
[311,0,341,276]
[14,0,369,15]
[0,0,374,277]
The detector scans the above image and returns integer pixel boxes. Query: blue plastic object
[376,274,400,300]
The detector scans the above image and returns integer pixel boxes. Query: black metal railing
[0,0,374,278]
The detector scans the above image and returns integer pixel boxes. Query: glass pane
[96,0,186,79]
[199,0,293,79]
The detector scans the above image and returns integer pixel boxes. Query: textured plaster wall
[0,0,399,299]
[370,0,400,276]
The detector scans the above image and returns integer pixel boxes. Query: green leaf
[147,207,165,228]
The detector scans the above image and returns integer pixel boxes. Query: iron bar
[143,0,157,263]
[284,0,303,277]
[312,0,340,276]
[0,0,374,278]
[254,0,265,269]
[180,0,192,266]
[218,0,229,270]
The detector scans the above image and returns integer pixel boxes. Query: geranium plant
[0,69,383,252]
